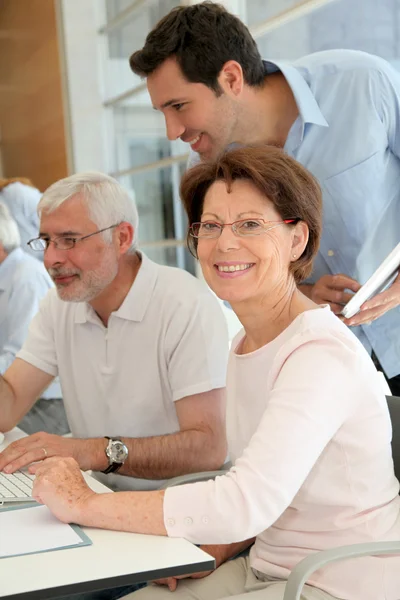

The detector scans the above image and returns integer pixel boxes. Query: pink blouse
[164,307,400,600]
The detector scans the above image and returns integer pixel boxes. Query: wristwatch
[102,437,129,474]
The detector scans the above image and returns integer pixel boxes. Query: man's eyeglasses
[27,224,120,252]
[189,218,299,239]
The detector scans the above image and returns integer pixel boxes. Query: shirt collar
[74,252,158,325]
[0,248,24,290]
[263,59,328,148]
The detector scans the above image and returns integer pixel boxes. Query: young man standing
[130,2,400,395]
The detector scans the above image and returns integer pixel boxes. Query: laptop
[0,433,36,503]
[0,470,36,503]
[341,242,400,320]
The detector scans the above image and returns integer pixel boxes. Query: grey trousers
[125,555,339,600]
[18,397,70,436]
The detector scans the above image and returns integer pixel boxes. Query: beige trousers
[123,556,339,600]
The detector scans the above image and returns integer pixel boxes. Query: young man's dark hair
[129,1,265,94]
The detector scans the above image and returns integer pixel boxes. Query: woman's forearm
[79,489,167,535]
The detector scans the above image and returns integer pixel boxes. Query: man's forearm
[88,428,226,479]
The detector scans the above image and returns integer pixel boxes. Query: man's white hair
[0,201,21,253]
[38,172,139,252]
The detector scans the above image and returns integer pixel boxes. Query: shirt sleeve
[165,288,229,401]
[373,63,400,158]
[16,290,59,377]
[0,277,51,374]
[163,333,362,544]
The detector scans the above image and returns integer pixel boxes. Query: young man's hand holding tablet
[341,242,400,325]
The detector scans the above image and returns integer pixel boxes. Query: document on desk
[0,504,92,559]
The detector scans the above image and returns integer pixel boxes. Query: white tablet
[341,242,400,320]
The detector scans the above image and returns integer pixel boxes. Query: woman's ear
[291,221,309,261]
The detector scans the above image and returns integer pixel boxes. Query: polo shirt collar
[115,252,158,322]
[74,252,158,324]
[0,247,24,291]
[263,59,328,147]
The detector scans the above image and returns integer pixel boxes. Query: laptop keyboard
[0,471,35,499]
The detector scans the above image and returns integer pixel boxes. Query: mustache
[48,268,80,279]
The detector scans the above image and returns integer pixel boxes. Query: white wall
[57,0,111,174]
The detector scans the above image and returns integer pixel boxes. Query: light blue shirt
[0,182,42,260]
[0,248,61,397]
[189,49,400,378]
[268,50,400,378]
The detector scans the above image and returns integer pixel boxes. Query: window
[99,1,190,269]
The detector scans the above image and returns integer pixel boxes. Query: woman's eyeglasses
[189,218,299,239]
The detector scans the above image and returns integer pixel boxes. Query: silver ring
[42,447,48,458]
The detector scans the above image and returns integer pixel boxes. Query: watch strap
[102,436,124,474]
[102,461,122,474]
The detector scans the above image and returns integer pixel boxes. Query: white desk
[0,429,215,599]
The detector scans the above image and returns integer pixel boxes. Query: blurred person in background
[0,201,67,435]
[0,177,42,260]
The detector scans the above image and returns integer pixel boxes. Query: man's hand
[305,274,361,315]
[342,271,400,327]
[0,432,101,473]
[154,544,222,591]
[153,539,255,591]
[154,565,214,592]
[30,456,95,524]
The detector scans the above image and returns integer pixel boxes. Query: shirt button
[201,516,209,524]
[327,249,335,257]
[184,517,193,526]
[166,518,175,527]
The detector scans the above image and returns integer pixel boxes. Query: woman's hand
[30,456,95,524]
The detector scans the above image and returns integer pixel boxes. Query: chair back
[386,395,400,484]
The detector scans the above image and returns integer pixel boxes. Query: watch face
[110,440,128,462]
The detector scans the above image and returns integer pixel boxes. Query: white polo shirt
[17,253,229,490]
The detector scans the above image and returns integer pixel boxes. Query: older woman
[31,147,400,600]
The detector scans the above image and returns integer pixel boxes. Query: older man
[0,202,67,435]
[0,172,228,495]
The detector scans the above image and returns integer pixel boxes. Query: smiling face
[197,179,303,306]
[147,58,240,160]
[41,194,120,303]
